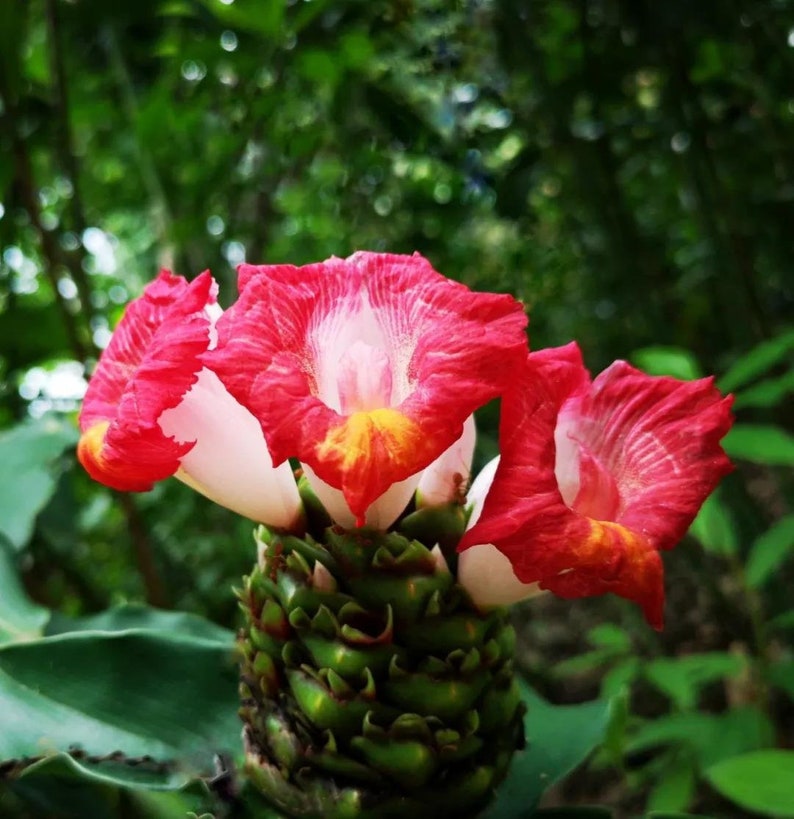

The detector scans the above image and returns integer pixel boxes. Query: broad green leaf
[687,491,739,557]
[745,515,794,588]
[718,330,794,393]
[0,628,239,789]
[9,754,120,819]
[734,369,794,409]
[631,347,702,380]
[45,603,232,642]
[0,418,78,550]
[705,750,794,817]
[646,753,696,813]
[483,682,612,818]
[0,544,49,644]
[626,713,715,758]
[643,653,744,711]
[10,755,209,818]
[722,424,794,466]
[627,707,774,770]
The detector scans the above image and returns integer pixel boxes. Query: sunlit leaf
[705,750,794,817]
[631,347,702,380]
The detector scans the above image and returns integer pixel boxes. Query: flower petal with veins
[78,270,302,528]
[459,343,733,628]
[207,252,528,525]
[78,271,214,491]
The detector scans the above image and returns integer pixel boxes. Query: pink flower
[77,271,302,530]
[458,343,734,628]
[206,252,528,528]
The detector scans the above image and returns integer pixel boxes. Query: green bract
[238,521,524,819]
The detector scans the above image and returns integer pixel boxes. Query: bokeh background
[1,0,793,816]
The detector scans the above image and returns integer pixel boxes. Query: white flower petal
[159,368,302,528]
[465,455,500,529]
[457,543,543,607]
[416,414,476,508]
[302,462,420,529]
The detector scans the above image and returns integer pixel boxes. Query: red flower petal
[207,252,528,524]
[459,343,733,628]
[78,271,215,491]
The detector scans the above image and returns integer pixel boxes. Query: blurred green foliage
[1,0,794,816]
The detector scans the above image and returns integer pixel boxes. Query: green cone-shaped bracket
[239,524,524,819]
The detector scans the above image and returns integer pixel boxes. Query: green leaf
[10,755,209,818]
[532,810,613,818]
[483,682,612,818]
[0,418,78,550]
[646,753,696,813]
[705,750,794,817]
[733,369,794,410]
[0,628,239,789]
[768,609,794,633]
[722,424,794,466]
[745,515,794,589]
[0,543,49,644]
[718,330,794,393]
[601,658,640,700]
[631,347,702,381]
[646,813,704,818]
[687,490,739,557]
[553,648,620,677]
[627,707,774,770]
[45,603,232,642]
[766,660,794,701]
[643,653,744,711]
[587,624,632,652]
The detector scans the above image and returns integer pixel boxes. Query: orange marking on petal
[317,408,431,473]
[570,518,664,628]
[77,419,169,492]
[77,420,111,478]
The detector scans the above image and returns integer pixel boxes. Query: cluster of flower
[78,252,732,629]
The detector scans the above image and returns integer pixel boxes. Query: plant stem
[117,494,170,609]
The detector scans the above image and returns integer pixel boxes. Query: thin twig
[117,494,170,609]
[10,131,90,361]
[101,23,177,271]
[44,0,95,314]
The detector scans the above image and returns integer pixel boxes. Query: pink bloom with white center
[206,252,528,528]
[77,271,302,530]
[458,343,733,628]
